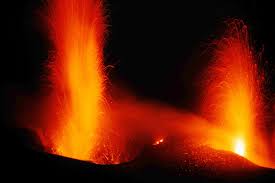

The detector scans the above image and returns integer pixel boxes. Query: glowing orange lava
[234,137,245,156]
[202,19,273,167]
[46,0,106,162]
[153,138,164,146]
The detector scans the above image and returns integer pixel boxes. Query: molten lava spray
[45,0,106,162]
[202,19,272,167]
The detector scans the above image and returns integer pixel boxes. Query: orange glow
[234,138,245,156]
[153,138,164,146]
[202,20,273,167]
[46,0,106,162]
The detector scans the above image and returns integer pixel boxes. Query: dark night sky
[1,0,275,126]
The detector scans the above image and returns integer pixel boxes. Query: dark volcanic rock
[1,128,274,182]
[117,136,274,182]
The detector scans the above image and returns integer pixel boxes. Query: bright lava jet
[201,19,273,168]
[43,0,108,163]
[234,138,245,157]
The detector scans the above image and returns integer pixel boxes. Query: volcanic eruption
[11,0,275,175]
[41,0,109,163]
[201,19,274,168]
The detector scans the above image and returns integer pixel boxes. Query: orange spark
[201,19,272,167]
[153,138,164,146]
[45,0,106,162]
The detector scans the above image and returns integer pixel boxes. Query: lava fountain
[44,0,107,162]
[201,19,273,167]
